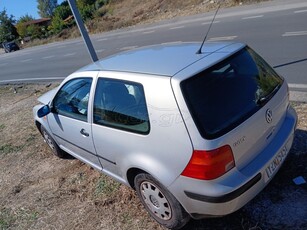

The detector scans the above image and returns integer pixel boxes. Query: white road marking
[282,31,307,37]
[20,59,32,63]
[0,77,65,83]
[161,41,182,45]
[96,49,105,53]
[97,38,108,42]
[63,53,76,57]
[56,45,66,49]
[294,9,307,13]
[143,30,155,34]
[288,84,307,102]
[288,83,307,90]
[208,36,237,41]
[42,55,55,59]
[117,35,130,39]
[242,15,264,20]
[201,21,220,25]
[120,46,138,51]
[290,91,307,102]
[170,26,185,30]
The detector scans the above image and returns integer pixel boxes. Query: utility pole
[67,0,98,62]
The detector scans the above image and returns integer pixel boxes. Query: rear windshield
[181,47,283,139]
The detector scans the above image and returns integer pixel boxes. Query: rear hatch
[180,46,289,170]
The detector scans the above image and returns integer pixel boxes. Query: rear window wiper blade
[256,85,280,106]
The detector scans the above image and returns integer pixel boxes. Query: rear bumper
[184,173,262,204]
[168,106,297,217]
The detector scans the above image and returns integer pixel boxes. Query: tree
[50,15,65,34]
[79,4,95,21]
[16,22,27,38]
[76,0,96,21]
[16,14,35,38]
[49,3,72,34]
[18,14,35,23]
[37,0,58,18]
[53,4,71,20]
[77,0,96,8]
[26,24,43,39]
[0,9,19,43]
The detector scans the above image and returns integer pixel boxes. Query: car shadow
[62,152,75,160]
[181,129,307,230]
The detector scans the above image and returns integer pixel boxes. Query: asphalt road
[0,0,306,99]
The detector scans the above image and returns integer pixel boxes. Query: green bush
[80,4,96,21]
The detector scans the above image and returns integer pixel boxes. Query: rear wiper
[256,85,280,106]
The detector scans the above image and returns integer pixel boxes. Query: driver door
[47,74,102,170]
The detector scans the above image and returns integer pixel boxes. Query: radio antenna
[196,4,221,54]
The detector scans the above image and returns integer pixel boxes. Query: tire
[40,126,68,158]
[134,173,190,229]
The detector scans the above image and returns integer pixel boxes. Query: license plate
[265,145,288,180]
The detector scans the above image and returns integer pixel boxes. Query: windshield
[181,47,283,139]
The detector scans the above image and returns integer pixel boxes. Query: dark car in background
[2,41,20,53]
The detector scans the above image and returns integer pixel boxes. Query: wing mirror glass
[37,105,51,118]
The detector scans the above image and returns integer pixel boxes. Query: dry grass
[0,83,306,229]
[0,84,163,230]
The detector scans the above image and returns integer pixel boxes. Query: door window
[93,78,150,134]
[52,78,92,122]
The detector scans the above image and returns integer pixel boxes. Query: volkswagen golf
[33,42,297,229]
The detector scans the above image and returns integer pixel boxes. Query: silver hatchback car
[33,42,297,229]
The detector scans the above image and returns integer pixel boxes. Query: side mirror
[37,105,51,118]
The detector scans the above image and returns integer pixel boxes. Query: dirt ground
[0,83,306,230]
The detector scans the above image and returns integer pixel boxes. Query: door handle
[80,129,89,137]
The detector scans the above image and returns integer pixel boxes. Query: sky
[0,0,64,20]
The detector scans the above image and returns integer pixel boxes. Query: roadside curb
[290,91,307,103]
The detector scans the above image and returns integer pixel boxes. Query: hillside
[25,0,268,45]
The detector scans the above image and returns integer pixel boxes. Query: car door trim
[53,133,116,165]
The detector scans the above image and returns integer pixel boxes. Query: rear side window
[93,78,150,134]
[181,47,283,139]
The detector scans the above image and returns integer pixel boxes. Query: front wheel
[40,126,68,158]
[134,173,190,229]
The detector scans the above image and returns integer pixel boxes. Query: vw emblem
[266,109,273,123]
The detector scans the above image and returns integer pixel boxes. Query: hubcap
[140,181,172,220]
[43,131,55,150]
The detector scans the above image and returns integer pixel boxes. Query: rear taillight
[181,145,235,180]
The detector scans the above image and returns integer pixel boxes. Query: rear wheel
[134,173,190,229]
[40,126,68,158]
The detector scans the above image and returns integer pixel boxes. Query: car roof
[77,42,246,76]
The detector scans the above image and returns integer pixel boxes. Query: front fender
[33,104,52,135]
